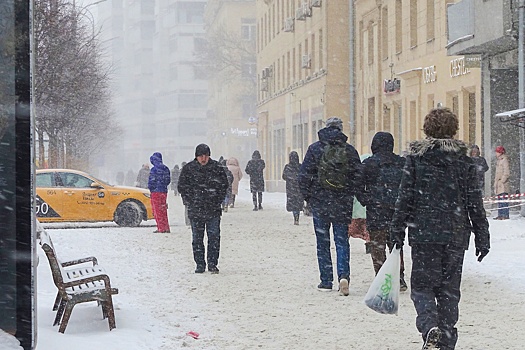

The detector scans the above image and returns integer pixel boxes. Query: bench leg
[105,297,116,331]
[52,292,61,311]
[53,299,66,326]
[58,302,75,334]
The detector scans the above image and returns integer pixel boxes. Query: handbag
[363,248,401,315]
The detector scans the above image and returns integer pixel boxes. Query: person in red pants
[148,152,171,233]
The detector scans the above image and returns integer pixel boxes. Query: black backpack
[376,157,404,208]
[318,142,350,191]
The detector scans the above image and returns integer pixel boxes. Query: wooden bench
[37,224,119,333]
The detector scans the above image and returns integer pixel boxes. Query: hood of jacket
[317,126,348,145]
[371,132,394,154]
[150,152,163,167]
[408,138,468,165]
[252,150,261,160]
[227,157,239,167]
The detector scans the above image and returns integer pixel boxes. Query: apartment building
[96,0,209,177]
[354,0,483,156]
[204,0,258,163]
[256,0,350,191]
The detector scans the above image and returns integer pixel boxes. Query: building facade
[96,0,209,180]
[204,0,258,164]
[256,0,351,191]
[354,0,483,156]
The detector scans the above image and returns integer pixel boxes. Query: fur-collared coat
[493,153,510,195]
[390,137,490,250]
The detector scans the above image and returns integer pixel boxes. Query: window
[468,92,476,145]
[241,18,256,41]
[410,0,417,47]
[427,0,435,40]
[36,173,56,187]
[58,173,93,188]
[381,6,388,60]
[367,22,374,65]
[368,97,375,132]
[176,2,205,24]
[319,29,323,68]
[395,0,402,53]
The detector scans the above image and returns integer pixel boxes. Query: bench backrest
[38,228,69,288]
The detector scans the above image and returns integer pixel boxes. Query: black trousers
[190,216,221,269]
[410,244,465,350]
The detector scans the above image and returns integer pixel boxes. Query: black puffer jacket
[245,150,266,192]
[282,151,304,212]
[390,138,490,250]
[177,158,228,221]
[361,132,406,231]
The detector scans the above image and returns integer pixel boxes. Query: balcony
[446,0,518,56]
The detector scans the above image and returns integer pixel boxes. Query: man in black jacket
[178,144,229,274]
[361,132,407,290]
[390,108,490,350]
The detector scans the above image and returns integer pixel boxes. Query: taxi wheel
[114,201,142,227]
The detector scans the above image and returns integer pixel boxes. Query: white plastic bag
[363,248,401,315]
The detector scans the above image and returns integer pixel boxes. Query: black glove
[390,231,404,249]
[476,247,489,262]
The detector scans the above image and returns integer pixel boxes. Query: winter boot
[400,274,408,292]
[258,203,263,210]
[422,327,442,350]
[230,195,235,208]
[293,213,300,225]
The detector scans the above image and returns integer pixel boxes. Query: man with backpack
[298,117,363,296]
[390,108,490,350]
[361,132,407,291]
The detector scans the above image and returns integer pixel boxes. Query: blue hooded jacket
[148,152,171,193]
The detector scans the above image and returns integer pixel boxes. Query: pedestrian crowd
[113,107,512,350]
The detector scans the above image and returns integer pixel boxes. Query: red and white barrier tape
[484,192,525,201]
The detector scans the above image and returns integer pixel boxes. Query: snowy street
[36,180,525,350]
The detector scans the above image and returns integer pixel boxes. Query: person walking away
[219,157,234,212]
[361,132,407,291]
[390,107,490,350]
[148,152,171,233]
[136,164,150,188]
[171,164,180,196]
[178,144,228,274]
[493,145,510,220]
[282,151,304,225]
[298,117,363,296]
[469,145,489,196]
[226,157,243,208]
[125,169,136,186]
[245,150,266,211]
[348,154,371,254]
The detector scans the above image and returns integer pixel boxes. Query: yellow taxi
[36,169,154,227]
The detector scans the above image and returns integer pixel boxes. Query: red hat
[495,146,506,154]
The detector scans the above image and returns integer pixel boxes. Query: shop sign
[423,65,437,84]
[450,57,470,78]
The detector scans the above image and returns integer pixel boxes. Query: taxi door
[57,172,110,222]
[35,171,63,220]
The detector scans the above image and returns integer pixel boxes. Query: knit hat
[326,117,343,131]
[495,145,506,154]
[195,143,211,157]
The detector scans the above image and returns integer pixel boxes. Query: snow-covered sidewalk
[36,180,525,349]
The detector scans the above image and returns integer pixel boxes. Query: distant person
[178,144,228,274]
[469,145,489,196]
[493,145,510,220]
[298,117,363,296]
[219,157,234,213]
[148,152,171,233]
[361,132,407,291]
[125,169,136,186]
[390,107,490,350]
[245,150,266,211]
[136,164,150,189]
[226,157,243,208]
[171,164,180,196]
[116,171,124,185]
[282,151,304,225]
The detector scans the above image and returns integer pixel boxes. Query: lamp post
[519,0,525,216]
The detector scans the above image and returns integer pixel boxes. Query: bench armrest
[61,256,98,267]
